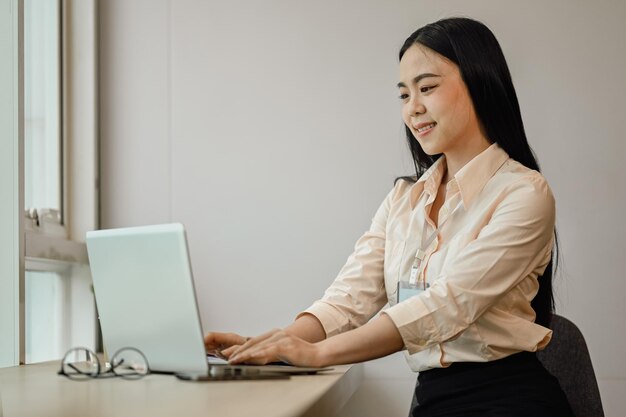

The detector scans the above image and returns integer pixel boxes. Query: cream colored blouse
[302,143,555,372]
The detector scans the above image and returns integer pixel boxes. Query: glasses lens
[61,348,99,380]
[111,348,149,379]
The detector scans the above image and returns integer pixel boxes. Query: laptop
[86,223,329,379]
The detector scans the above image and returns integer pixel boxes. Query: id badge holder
[397,258,428,303]
[397,281,420,303]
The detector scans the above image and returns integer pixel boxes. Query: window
[0,0,99,367]
[24,0,62,221]
[23,0,68,363]
[25,271,66,363]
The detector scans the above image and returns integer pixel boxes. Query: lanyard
[408,194,464,288]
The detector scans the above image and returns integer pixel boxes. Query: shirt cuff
[383,296,441,355]
[297,301,351,338]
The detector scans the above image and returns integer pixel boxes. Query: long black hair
[398,17,557,327]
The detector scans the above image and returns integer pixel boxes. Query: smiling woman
[204,17,572,417]
[398,45,488,176]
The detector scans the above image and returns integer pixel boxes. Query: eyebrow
[397,73,441,88]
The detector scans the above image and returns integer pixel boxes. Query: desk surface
[0,360,363,417]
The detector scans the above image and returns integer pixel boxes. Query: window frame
[0,0,24,368]
[1,0,99,367]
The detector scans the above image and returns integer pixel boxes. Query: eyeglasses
[58,347,150,380]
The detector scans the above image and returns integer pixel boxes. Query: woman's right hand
[204,332,249,359]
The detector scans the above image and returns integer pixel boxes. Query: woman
[205,17,573,416]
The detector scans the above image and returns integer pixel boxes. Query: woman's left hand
[225,328,326,368]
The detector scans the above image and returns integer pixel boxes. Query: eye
[419,85,437,93]
[398,93,409,100]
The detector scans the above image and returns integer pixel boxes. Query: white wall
[99,1,626,416]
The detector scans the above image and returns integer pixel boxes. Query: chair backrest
[407,314,605,417]
[537,314,604,417]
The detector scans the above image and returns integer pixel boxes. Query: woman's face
[398,44,485,157]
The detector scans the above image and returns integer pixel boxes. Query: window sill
[24,231,88,270]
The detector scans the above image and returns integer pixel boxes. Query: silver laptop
[86,223,328,378]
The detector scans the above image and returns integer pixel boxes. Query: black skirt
[411,352,574,417]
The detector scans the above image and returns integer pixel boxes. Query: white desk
[0,361,363,417]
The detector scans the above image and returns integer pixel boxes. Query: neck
[442,137,491,183]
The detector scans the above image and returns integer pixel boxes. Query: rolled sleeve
[383,296,439,352]
[299,301,351,337]
[385,175,556,355]
[298,184,403,337]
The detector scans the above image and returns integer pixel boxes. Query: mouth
[414,122,437,136]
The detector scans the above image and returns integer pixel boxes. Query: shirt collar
[408,156,446,209]
[455,143,510,208]
[409,143,510,209]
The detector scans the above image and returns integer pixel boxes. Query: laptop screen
[86,223,208,374]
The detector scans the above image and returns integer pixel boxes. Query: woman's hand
[209,315,403,367]
[204,332,249,360]
[227,328,326,368]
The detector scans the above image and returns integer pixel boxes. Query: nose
[406,96,426,117]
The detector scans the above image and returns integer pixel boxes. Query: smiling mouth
[417,123,437,133]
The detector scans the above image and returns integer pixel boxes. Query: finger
[204,332,247,350]
[229,329,281,359]
[203,332,226,348]
[230,343,280,365]
[210,348,232,361]
[220,344,242,358]
[230,333,294,365]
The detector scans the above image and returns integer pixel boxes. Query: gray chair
[408,314,604,417]
[537,314,605,417]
